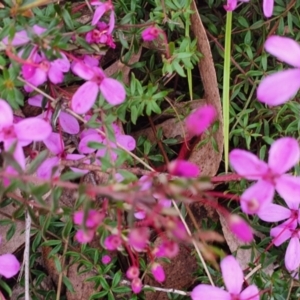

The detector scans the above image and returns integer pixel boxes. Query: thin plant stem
[25,209,32,300]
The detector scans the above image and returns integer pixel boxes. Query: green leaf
[111,270,122,288]
[63,276,75,292]
[61,8,74,30]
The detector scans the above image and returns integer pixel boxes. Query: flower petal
[100,78,126,106]
[0,99,13,128]
[48,66,64,84]
[28,94,43,107]
[228,214,253,242]
[240,285,260,300]
[221,255,244,294]
[116,135,136,151]
[92,4,107,25]
[71,81,99,114]
[276,175,300,209]
[59,112,80,134]
[71,62,95,80]
[191,284,230,300]
[37,156,60,179]
[78,134,103,154]
[257,203,291,222]
[24,67,48,92]
[44,132,64,155]
[285,237,300,271]
[51,52,70,72]
[270,220,296,246]
[240,181,274,215]
[257,69,300,106]
[263,0,274,18]
[268,137,300,174]
[229,149,268,180]
[0,254,20,278]
[2,30,29,46]
[15,118,52,141]
[265,36,300,67]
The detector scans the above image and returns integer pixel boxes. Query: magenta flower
[126,266,140,279]
[228,214,253,242]
[168,159,200,178]
[0,99,52,170]
[91,0,115,28]
[71,61,126,114]
[22,49,70,92]
[191,255,259,300]
[101,255,111,264]
[0,254,20,278]
[131,277,142,294]
[271,220,300,272]
[128,227,150,252]
[151,263,165,283]
[229,137,300,214]
[104,234,122,250]
[224,0,273,18]
[86,21,116,48]
[141,26,160,41]
[153,240,179,258]
[257,36,300,106]
[75,229,95,243]
[185,105,217,137]
[73,209,104,228]
[28,95,79,134]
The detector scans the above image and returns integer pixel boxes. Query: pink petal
[168,159,200,178]
[66,154,90,175]
[71,81,99,114]
[83,55,99,67]
[240,181,274,214]
[71,62,95,80]
[221,255,243,294]
[224,0,238,11]
[263,0,274,17]
[257,203,291,222]
[75,229,94,243]
[265,36,300,67]
[92,4,107,25]
[59,112,80,134]
[32,25,46,35]
[240,285,260,300]
[116,135,136,151]
[15,118,52,141]
[228,214,253,243]
[191,284,230,300]
[270,220,296,246]
[185,105,217,137]
[151,263,165,283]
[2,30,29,46]
[78,134,103,153]
[51,53,70,72]
[0,99,13,128]
[28,94,43,107]
[285,237,300,271]
[0,254,20,278]
[108,11,115,34]
[229,150,268,180]
[37,157,60,179]
[100,78,126,106]
[257,69,300,106]
[24,67,48,91]
[44,132,64,155]
[276,175,300,209]
[48,66,64,84]
[268,137,300,174]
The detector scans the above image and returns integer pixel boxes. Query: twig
[56,239,69,300]
[244,264,261,280]
[24,209,32,300]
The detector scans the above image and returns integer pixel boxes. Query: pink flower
[73,209,104,228]
[2,25,46,46]
[270,220,300,272]
[71,62,126,114]
[86,22,116,48]
[257,36,300,106]
[151,263,165,283]
[191,255,259,300]
[228,214,253,242]
[101,255,111,264]
[75,229,95,243]
[0,254,20,278]
[224,0,273,18]
[131,277,142,294]
[22,49,70,92]
[28,95,79,134]
[126,266,140,279]
[229,137,300,214]
[128,227,150,252]
[153,240,179,258]
[104,234,122,250]
[141,26,160,41]
[185,105,217,137]
[91,1,115,29]
[168,159,200,178]
[0,99,52,170]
